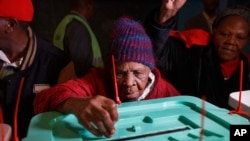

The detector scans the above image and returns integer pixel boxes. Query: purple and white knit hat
[110,16,155,70]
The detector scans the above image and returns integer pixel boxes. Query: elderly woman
[34,17,180,138]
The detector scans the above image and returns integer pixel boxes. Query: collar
[202,11,217,33]
[220,57,240,80]
[70,10,88,22]
[137,71,155,101]
[0,51,23,68]
[202,11,217,21]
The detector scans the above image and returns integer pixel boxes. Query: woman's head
[212,6,250,62]
[109,16,155,101]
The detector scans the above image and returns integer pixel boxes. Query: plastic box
[228,90,250,115]
[23,96,250,141]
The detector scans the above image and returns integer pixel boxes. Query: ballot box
[228,90,250,115]
[22,96,250,141]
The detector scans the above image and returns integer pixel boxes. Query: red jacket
[34,68,180,114]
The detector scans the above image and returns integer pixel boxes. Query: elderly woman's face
[213,15,250,62]
[115,61,151,102]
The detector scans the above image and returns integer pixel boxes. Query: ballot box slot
[109,126,190,141]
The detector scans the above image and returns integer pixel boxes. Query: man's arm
[144,0,186,52]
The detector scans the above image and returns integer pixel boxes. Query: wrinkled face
[212,15,250,62]
[115,62,151,102]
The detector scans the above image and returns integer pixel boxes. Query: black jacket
[0,33,68,139]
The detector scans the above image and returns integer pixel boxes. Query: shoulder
[35,36,68,65]
[67,18,86,28]
[83,68,107,80]
[65,13,89,30]
[137,69,180,100]
[153,69,173,87]
[65,19,89,37]
[152,68,180,95]
[36,36,64,56]
[78,68,108,92]
[170,29,210,48]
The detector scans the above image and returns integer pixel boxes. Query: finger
[96,112,116,137]
[92,105,116,136]
[78,115,102,137]
[87,122,103,137]
[103,99,119,122]
[93,109,116,134]
[94,120,113,138]
[109,104,118,122]
[85,111,115,137]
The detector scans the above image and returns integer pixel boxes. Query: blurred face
[115,62,151,102]
[0,18,5,38]
[85,0,94,20]
[212,15,250,62]
[0,17,13,49]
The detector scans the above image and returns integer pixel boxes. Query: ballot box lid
[23,96,250,141]
[228,90,250,115]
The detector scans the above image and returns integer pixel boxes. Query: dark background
[31,0,162,56]
[30,0,250,56]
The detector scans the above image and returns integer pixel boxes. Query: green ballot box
[23,96,250,141]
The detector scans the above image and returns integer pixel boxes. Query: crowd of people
[144,0,250,109]
[0,0,250,139]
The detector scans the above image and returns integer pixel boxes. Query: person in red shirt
[34,16,180,138]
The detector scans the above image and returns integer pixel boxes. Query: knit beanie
[0,0,34,22]
[110,16,155,70]
[213,5,250,28]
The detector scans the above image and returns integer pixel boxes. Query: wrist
[56,97,76,114]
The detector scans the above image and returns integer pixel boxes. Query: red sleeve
[33,68,102,114]
[170,29,210,48]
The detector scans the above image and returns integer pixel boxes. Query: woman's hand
[57,95,118,138]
